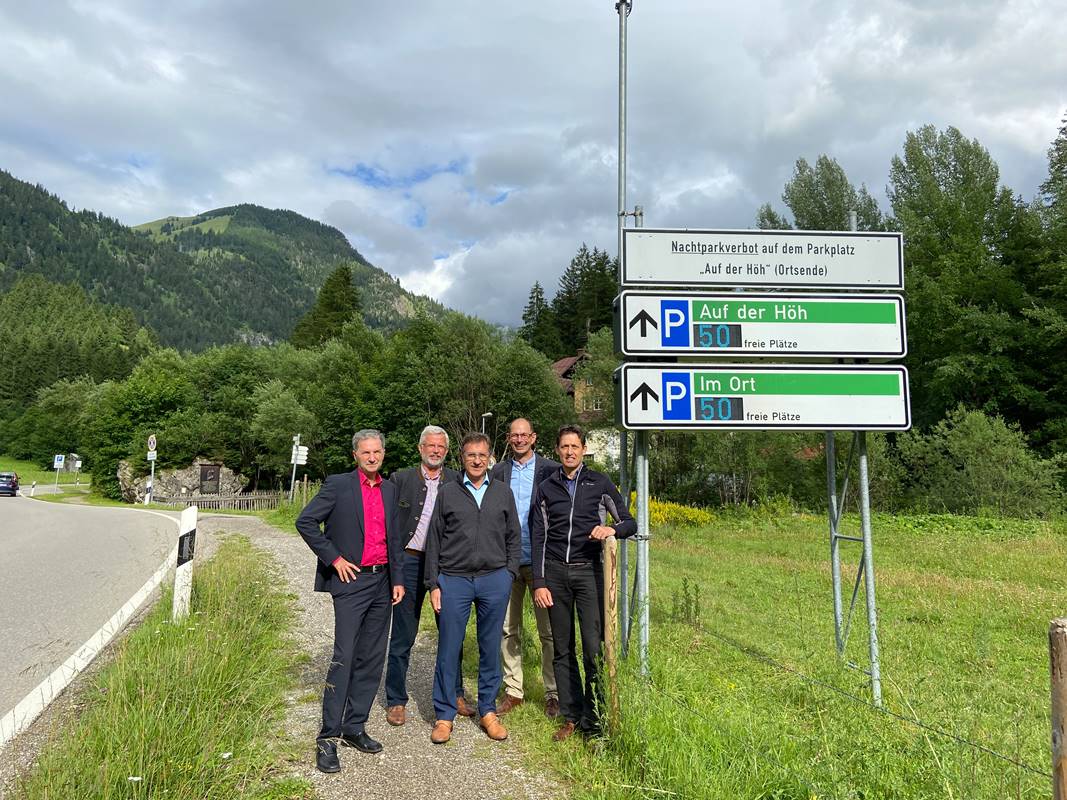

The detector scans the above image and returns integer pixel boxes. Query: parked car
[0,472,19,496]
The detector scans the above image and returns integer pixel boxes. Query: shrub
[896,405,1063,517]
[627,494,715,527]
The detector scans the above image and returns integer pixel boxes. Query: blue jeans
[385,552,464,707]
[433,568,513,720]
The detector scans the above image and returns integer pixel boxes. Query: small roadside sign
[291,445,309,465]
[617,291,906,358]
[616,363,910,431]
[53,454,65,469]
[147,434,157,451]
[147,450,158,461]
[622,228,903,289]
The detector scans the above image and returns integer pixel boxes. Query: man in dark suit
[383,425,473,726]
[491,417,561,717]
[296,429,405,774]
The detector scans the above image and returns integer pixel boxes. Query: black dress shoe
[316,739,340,773]
[340,731,383,754]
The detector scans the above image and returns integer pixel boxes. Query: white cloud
[1,0,1064,325]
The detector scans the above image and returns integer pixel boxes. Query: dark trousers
[545,559,604,732]
[385,551,465,707]
[319,571,390,740]
[433,568,512,720]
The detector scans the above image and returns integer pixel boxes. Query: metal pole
[618,430,630,649]
[288,434,300,503]
[146,460,155,505]
[857,431,882,706]
[827,432,844,652]
[635,432,650,676]
[616,0,628,281]
[616,0,633,663]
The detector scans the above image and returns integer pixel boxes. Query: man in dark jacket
[532,424,635,741]
[296,429,405,773]
[425,432,521,745]
[383,425,472,726]
[491,417,561,717]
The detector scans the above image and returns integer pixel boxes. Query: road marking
[0,510,180,747]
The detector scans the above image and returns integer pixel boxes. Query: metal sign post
[825,431,884,706]
[145,434,157,506]
[289,435,308,502]
[52,454,64,489]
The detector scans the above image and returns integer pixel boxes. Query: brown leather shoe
[386,705,406,726]
[544,697,560,719]
[479,712,508,741]
[552,721,577,742]
[455,694,476,718]
[430,719,453,744]
[496,694,524,715]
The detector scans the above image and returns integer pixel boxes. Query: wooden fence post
[603,535,620,735]
[1052,618,1067,800]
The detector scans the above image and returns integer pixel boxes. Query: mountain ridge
[0,169,446,349]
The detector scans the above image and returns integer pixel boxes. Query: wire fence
[690,621,1051,781]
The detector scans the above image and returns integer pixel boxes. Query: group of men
[295,418,635,773]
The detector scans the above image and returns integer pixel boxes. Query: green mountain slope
[0,169,445,349]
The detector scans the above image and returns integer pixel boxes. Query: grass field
[0,455,89,487]
[134,213,232,240]
[13,536,311,800]
[502,509,1065,799]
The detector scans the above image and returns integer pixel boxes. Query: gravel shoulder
[237,515,558,800]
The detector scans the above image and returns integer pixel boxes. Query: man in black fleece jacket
[425,432,521,744]
[532,424,635,740]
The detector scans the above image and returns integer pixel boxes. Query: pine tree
[519,282,564,359]
[290,264,362,348]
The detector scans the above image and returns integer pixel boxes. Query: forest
[2,119,1066,515]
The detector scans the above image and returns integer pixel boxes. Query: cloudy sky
[1,1,1064,325]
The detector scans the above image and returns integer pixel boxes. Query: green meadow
[504,509,1065,799]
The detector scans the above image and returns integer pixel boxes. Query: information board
[622,228,903,289]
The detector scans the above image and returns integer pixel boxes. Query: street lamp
[480,412,493,434]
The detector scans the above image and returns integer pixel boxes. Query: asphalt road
[0,495,177,717]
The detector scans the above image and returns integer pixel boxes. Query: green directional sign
[618,291,906,358]
[617,363,911,431]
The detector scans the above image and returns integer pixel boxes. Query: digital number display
[696,396,745,421]
[693,323,741,348]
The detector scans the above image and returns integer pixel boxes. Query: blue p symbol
[661,301,689,347]
[662,372,691,420]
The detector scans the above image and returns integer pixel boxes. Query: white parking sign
[53,454,65,469]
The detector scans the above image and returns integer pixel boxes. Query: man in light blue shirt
[490,418,561,717]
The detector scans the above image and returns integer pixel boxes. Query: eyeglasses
[509,433,533,440]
